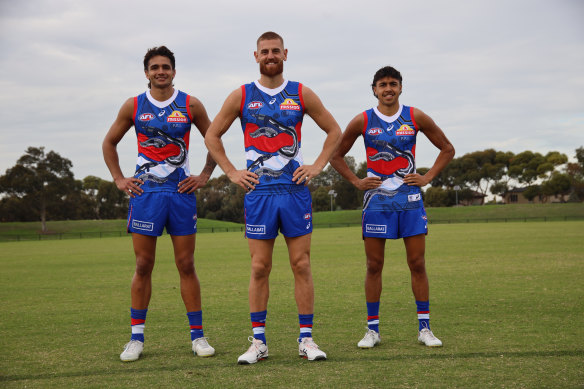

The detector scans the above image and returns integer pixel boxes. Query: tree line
[1,146,582,229]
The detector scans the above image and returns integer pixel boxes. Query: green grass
[427,202,584,221]
[0,218,243,240]
[1,221,583,388]
[313,202,584,226]
[1,203,582,239]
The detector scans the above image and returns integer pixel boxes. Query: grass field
[1,220,583,388]
[1,203,582,240]
[0,218,244,241]
[312,203,584,226]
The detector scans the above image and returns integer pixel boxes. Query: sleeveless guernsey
[240,80,305,191]
[132,89,192,192]
[362,104,423,211]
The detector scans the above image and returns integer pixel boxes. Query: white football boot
[192,337,215,357]
[418,328,443,347]
[298,337,327,361]
[120,340,144,362]
[237,336,268,364]
[357,329,381,348]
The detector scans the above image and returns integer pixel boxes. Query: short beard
[259,61,284,77]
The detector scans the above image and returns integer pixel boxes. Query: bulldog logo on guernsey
[247,101,264,109]
[396,124,415,136]
[367,128,383,136]
[280,98,300,111]
[139,113,155,121]
[167,111,188,123]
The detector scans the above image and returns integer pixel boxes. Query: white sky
[0,0,582,182]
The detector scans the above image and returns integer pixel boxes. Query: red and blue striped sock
[416,300,430,331]
[187,310,204,341]
[250,310,267,344]
[298,313,314,341]
[130,307,147,342]
[366,301,380,333]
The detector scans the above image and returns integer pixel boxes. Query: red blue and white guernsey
[362,104,423,211]
[240,80,305,192]
[132,89,192,192]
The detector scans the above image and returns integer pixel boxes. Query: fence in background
[1,215,582,242]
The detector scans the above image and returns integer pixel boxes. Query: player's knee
[407,255,426,274]
[290,255,311,277]
[135,255,155,277]
[175,256,195,275]
[251,260,272,279]
[366,257,384,274]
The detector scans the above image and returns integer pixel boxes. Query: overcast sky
[0,0,582,182]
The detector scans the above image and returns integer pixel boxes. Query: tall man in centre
[205,31,341,364]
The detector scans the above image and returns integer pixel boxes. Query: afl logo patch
[367,128,383,136]
[139,113,154,121]
[304,213,311,220]
[247,101,264,109]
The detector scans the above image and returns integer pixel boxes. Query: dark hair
[257,31,284,47]
[143,46,175,71]
[371,66,402,97]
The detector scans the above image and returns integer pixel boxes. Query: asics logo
[269,98,276,104]
[387,124,394,131]
[158,110,165,117]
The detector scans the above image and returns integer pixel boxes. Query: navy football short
[127,191,197,236]
[244,185,313,239]
[362,207,428,239]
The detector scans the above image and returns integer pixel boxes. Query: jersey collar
[146,89,178,108]
[373,104,403,123]
[253,79,288,96]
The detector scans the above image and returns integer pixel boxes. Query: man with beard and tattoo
[103,46,217,362]
[330,66,454,350]
[204,31,341,364]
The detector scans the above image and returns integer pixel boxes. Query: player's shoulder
[119,96,136,116]
[186,92,203,105]
[344,110,367,134]
[410,106,430,121]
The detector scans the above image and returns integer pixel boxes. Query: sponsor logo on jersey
[408,193,421,202]
[304,213,311,220]
[132,220,154,232]
[248,101,264,109]
[139,113,155,121]
[280,98,301,111]
[396,124,415,136]
[367,127,383,136]
[246,224,266,234]
[167,110,188,123]
[269,98,277,105]
[366,224,386,234]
